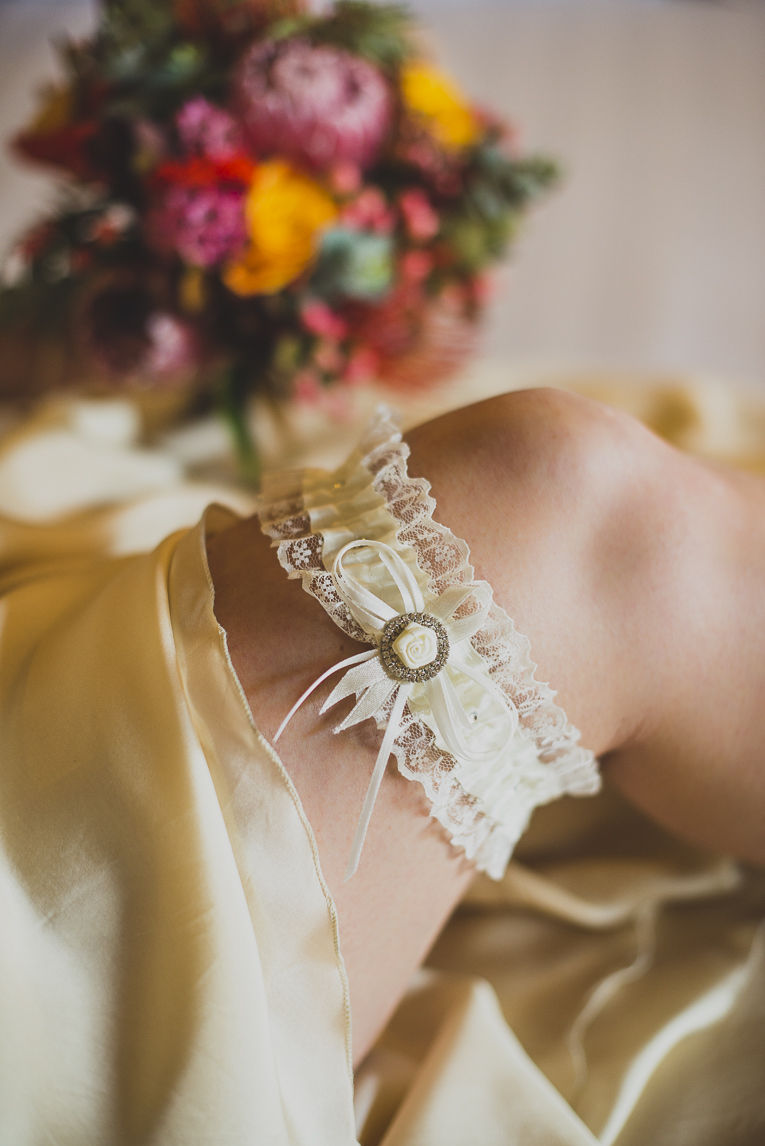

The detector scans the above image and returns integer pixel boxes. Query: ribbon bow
[275,539,518,879]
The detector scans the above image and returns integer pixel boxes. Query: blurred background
[1,0,765,492]
[2,0,765,392]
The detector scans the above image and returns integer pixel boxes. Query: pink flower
[471,272,496,305]
[146,185,247,267]
[176,97,244,161]
[439,281,467,311]
[322,386,354,422]
[343,345,378,385]
[329,161,362,195]
[86,284,199,386]
[293,367,322,403]
[312,339,343,374]
[301,299,349,340]
[142,312,198,378]
[396,123,465,197]
[340,187,395,234]
[343,280,476,390]
[401,248,433,282]
[399,188,439,241]
[234,39,392,171]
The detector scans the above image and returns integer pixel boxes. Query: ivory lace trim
[259,408,600,878]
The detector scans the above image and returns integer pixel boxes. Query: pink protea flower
[234,38,392,171]
[146,184,247,267]
[176,97,244,161]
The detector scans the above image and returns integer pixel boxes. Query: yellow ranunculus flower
[400,62,479,150]
[223,159,338,297]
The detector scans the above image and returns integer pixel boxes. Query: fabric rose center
[380,611,449,683]
[393,622,438,669]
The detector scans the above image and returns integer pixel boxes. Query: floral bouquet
[1,0,557,479]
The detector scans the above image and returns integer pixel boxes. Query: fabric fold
[0,500,357,1145]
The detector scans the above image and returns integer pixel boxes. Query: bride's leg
[207,387,765,1062]
[407,390,765,863]
[207,505,477,1063]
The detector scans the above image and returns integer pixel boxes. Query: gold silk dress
[0,388,762,1146]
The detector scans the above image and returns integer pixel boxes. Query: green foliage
[100,0,176,53]
[311,2,415,72]
[311,228,394,301]
[436,150,558,273]
[60,0,216,119]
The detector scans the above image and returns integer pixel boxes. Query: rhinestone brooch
[379,612,450,683]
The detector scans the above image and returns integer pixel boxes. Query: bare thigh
[207,388,765,1062]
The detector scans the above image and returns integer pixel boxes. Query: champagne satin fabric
[0,389,763,1145]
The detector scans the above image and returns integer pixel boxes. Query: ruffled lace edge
[259,407,600,878]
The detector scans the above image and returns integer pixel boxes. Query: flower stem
[218,363,261,487]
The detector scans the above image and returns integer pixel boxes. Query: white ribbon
[274,539,519,879]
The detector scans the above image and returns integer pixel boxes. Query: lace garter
[259,408,600,879]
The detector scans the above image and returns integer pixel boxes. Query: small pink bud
[471,272,496,304]
[313,339,344,373]
[401,249,433,282]
[343,345,379,385]
[293,367,322,404]
[143,312,198,378]
[340,187,395,234]
[301,300,349,341]
[330,161,362,195]
[399,189,440,242]
[439,282,466,312]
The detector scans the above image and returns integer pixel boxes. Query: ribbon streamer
[274,539,519,878]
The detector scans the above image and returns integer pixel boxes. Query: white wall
[2,0,765,387]
[0,0,97,255]
[411,0,765,387]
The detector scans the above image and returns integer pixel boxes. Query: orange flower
[223,159,337,296]
[400,63,479,150]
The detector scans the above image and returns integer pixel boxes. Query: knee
[407,387,649,540]
[406,387,662,755]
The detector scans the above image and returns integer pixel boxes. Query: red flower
[152,154,255,189]
[13,121,99,180]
